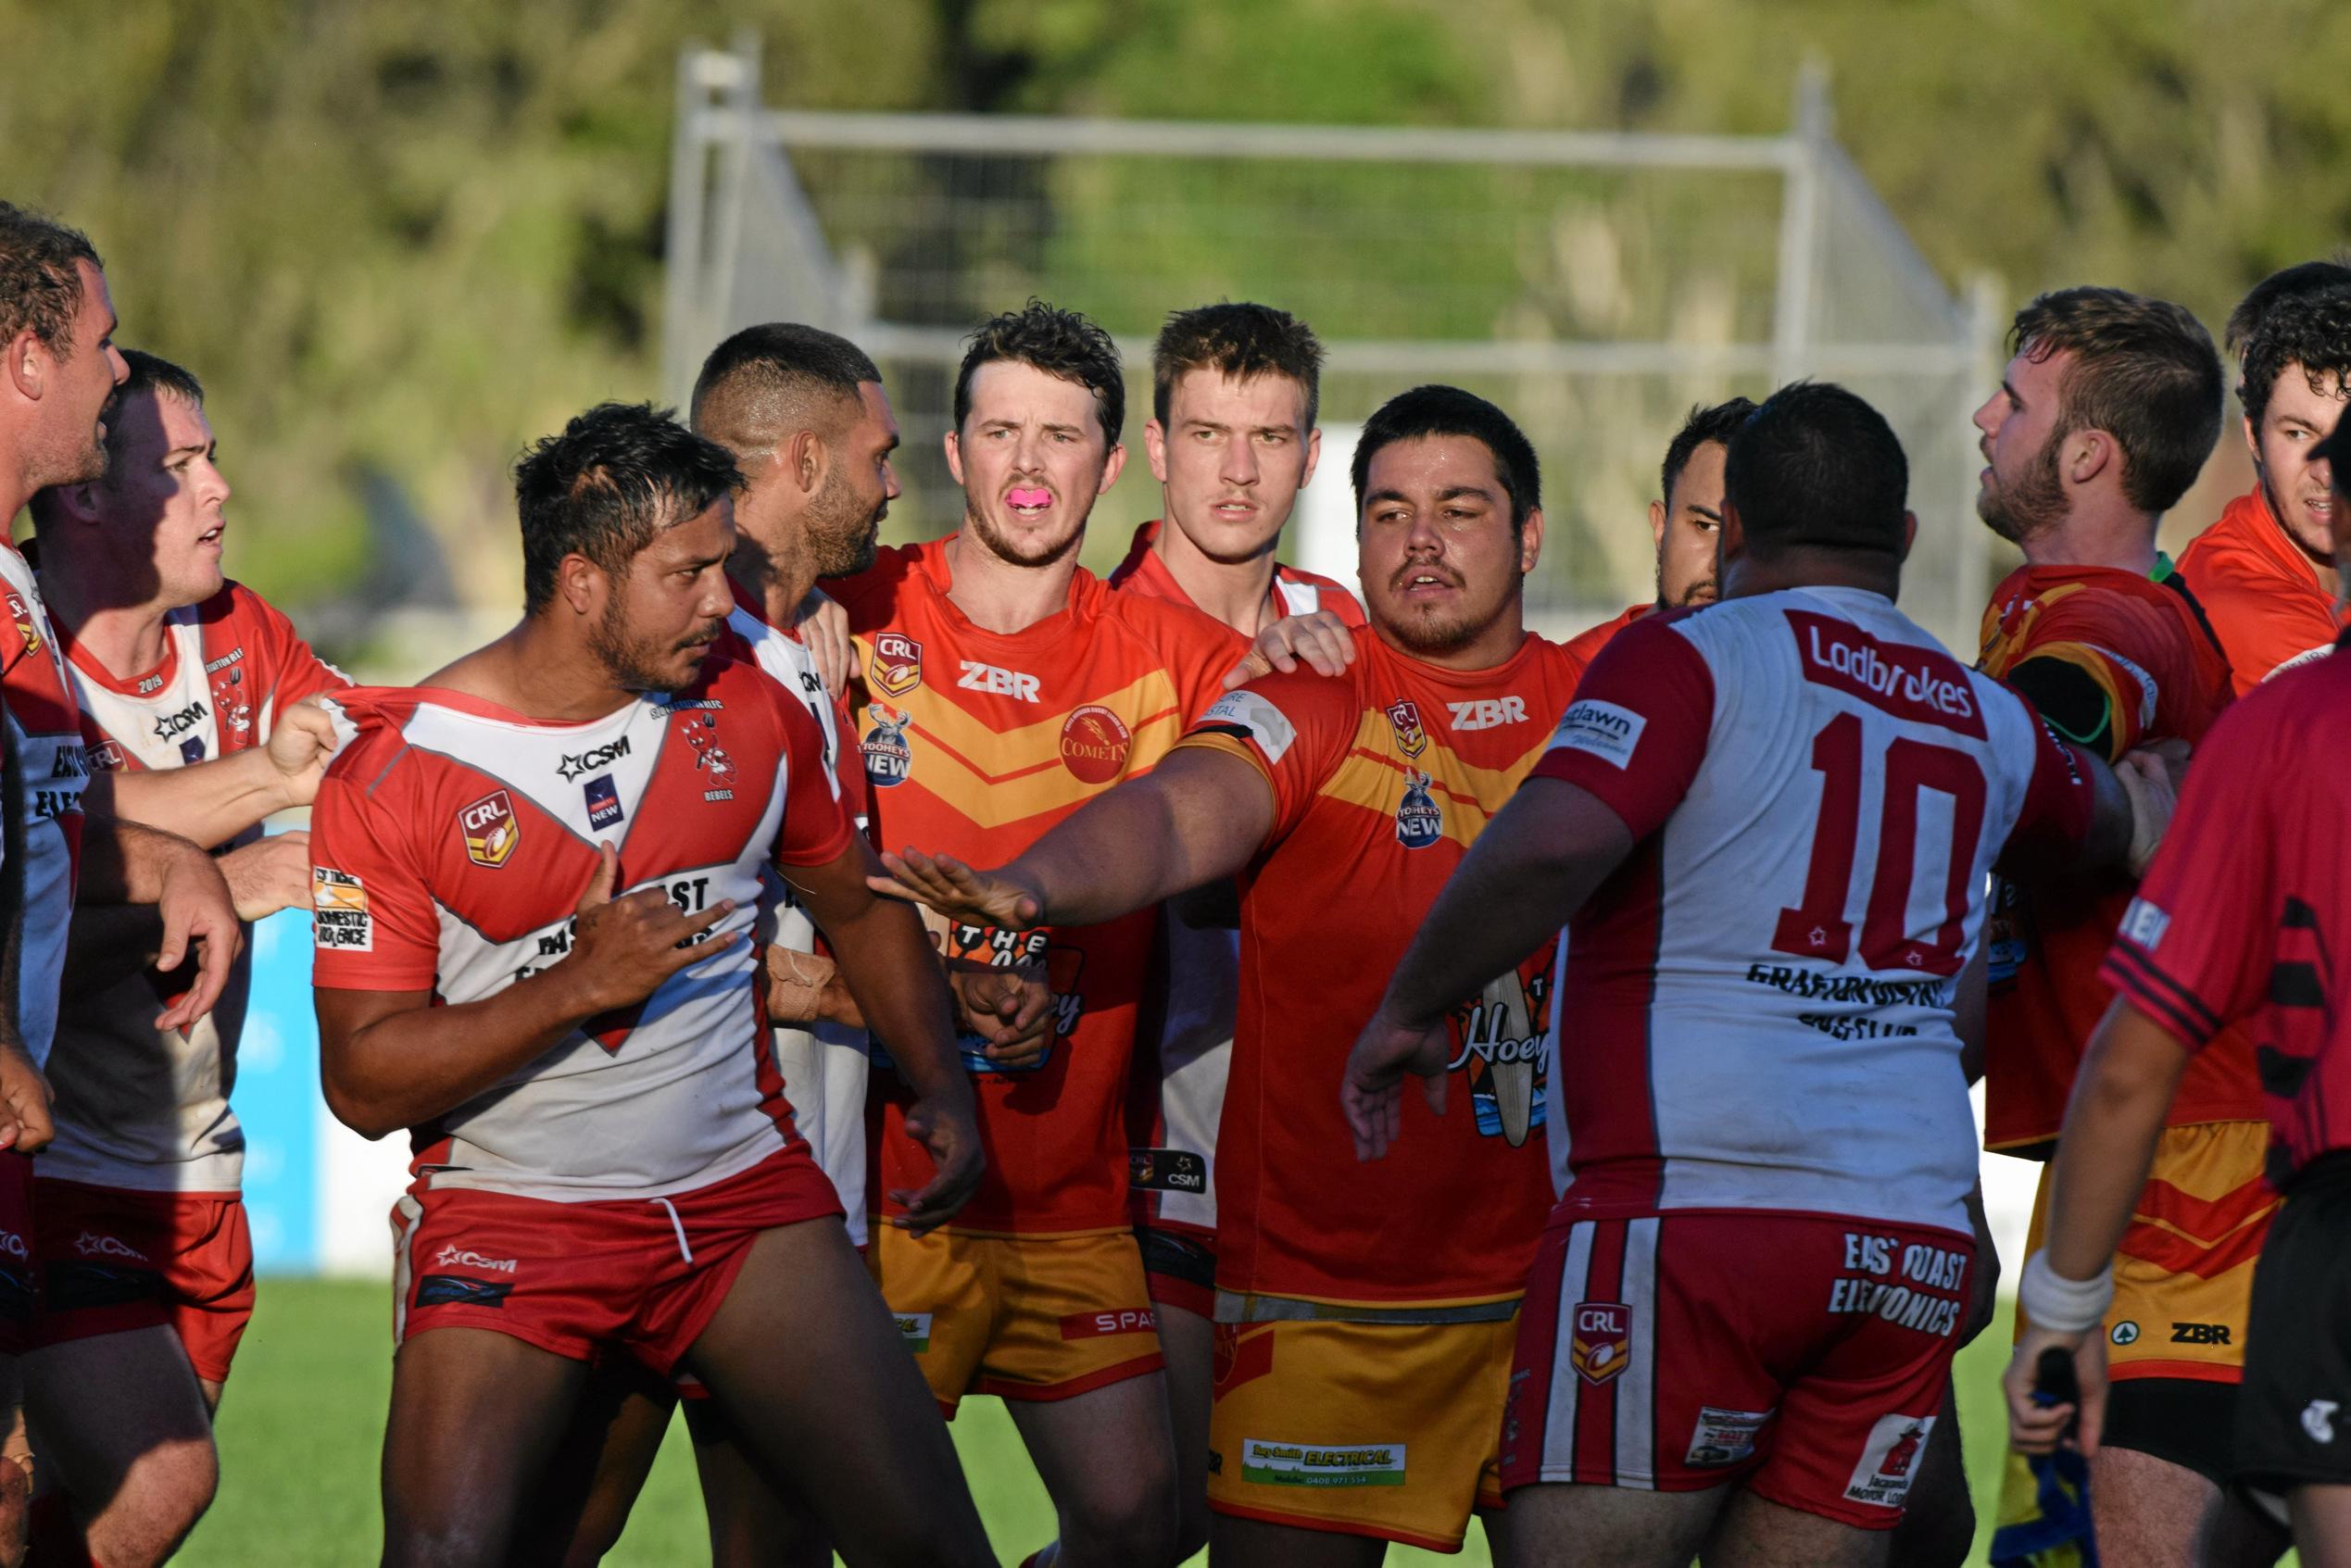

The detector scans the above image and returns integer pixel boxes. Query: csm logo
[73,1232,148,1262]
[1447,696,1527,731]
[958,660,1041,702]
[432,1245,519,1275]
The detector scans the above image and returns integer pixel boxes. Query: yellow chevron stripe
[880,709,1192,832]
[855,635,1187,775]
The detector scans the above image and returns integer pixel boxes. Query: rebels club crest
[871,633,924,699]
[458,789,520,868]
[211,664,253,738]
[677,709,736,786]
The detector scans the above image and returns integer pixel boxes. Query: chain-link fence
[665,42,1999,651]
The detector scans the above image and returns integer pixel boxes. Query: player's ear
[2242,410,2261,466]
[943,426,965,487]
[1143,419,1170,485]
[1716,498,1747,571]
[555,551,609,620]
[1649,497,1666,551]
[6,329,44,400]
[2068,428,2118,489]
[787,427,823,496]
[1516,506,1545,576]
[1300,424,1323,488]
[1097,441,1127,496]
[1899,509,1918,564]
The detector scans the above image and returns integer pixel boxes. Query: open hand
[220,829,315,922]
[1340,1005,1453,1161]
[154,841,242,1033]
[869,848,1043,932]
[565,843,739,1011]
[887,1089,985,1236]
[1223,609,1357,690]
[792,587,854,698]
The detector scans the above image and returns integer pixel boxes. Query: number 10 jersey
[1532,586,2095,1235]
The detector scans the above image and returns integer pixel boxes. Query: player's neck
[1153,516,1281,634]
[0,445,31,524]
[726,526,817,631]
[32,550,173,677]
[1372,607,1528,672]
[440,620,639,723]
[944,528,1082,634]
[1722,549,1901,602]
[2018,508,2158,577]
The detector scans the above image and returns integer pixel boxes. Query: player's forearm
[822,897,973,1110]
[1381,778,1629,1028]
[1012,777,1209,927]
[92,748,292,852]
[2041,998,2191,1282]
[75,814,209,905]
[320,964,609,1138]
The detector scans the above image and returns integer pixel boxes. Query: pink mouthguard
[1007,487,1052,508]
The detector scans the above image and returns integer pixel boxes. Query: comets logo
[459,790,520,869]
[871,633,924,698]
[1058,704,1132,784]
[1384,698,1428,759]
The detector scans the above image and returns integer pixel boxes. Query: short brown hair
[953,299,1125,445]
[0,201,101,358]
[1151,302,1325,431]
[2007,287,2221,515]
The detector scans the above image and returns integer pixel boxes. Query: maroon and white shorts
[1500,1210,1973,1529]
[391,1145,840,1376]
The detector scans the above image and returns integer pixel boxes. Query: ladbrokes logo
[871,633,924,698]
[459,790,521,868]
[1787,610,1984,738]
[1058,704,1132,784]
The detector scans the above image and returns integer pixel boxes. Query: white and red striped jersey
[308,655,854,1201]
[713,583,873,1241]
[45,579,348,1191]
[0,542,90,1069]
[1533,586,2095,1234]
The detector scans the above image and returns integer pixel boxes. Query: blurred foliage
[7,0,2349,649]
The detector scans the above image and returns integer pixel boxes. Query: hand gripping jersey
[710,581,874,1241]
[1534,587,2094,1235]
[1176,630,1588,1313]
[1975,560,2250,1151]
[0,542,90,1068]
[2178,489,2348,696]
[1560,602,1647,670]
[44,580,348,1192]
[308,656,853,1199]
[830,539,1237,1236]
[2103,632,2351,1185]
[1107,519,1362,1247]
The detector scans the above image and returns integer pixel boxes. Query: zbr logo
[1447,934,1554,1146]
[871,633,924,699]
[1385,698,1428,759]
[1570,1301,1630,1386]
[1059,704,1132,784]
[459,789,521,869]
[862,703,913,788]
[1395,767,1443,849]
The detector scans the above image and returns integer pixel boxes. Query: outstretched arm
[1343,777,1635,1160]
[90,700,339,851]
[872,745,1276,933]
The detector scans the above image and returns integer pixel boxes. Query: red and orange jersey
[830,538,1239,1237]
[1560,602,1647,670]
[1176,631,1588,1311]
[1975,559,2252,1150]
[2178,489,2349,697]
[1107,519,1366,630]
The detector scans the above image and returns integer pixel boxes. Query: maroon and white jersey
[45,580,348,1191]
[0,542,89,1070]
[713,584,871,1241]
[308,655,855,1200]
[1533,586,2095,1234]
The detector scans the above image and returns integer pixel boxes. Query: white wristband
[2018,1250,2115,1336]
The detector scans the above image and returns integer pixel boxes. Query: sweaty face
[2248,363,2349,563]
[1971,347,2071,545]
[99,389,232,608]
[946,359,1122,570]
[31,260,130,491]
[1653,440,1726,608]
[587,497,736,694]
[1147,370,1316,563]
[1356,435,1533,657]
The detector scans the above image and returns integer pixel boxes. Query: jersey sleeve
[308,746,442,993]
[2098,709,2276,1050]
[773,690,856,869]
[2198,573,2344,696]
[2001,594,2178,760]
[240,585,351,711]
[1994,703,2101,867]
[1155,605,1251,723]
[1176,665,1359,846]
[1524,613,1713,841]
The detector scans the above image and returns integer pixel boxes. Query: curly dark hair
[2007,287,2221,515]
[514,403,743,613]
[0,201,101,358]
[2239,285,2351,433]
[1659,396,1758,507]
[1351,384,1540,525]
[1723,381,1908,558]
[1150,302,1324,430]
[2225,259,2351,358]
[953,299,1125,446]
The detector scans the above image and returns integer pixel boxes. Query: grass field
[179,1278,2030,1566]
